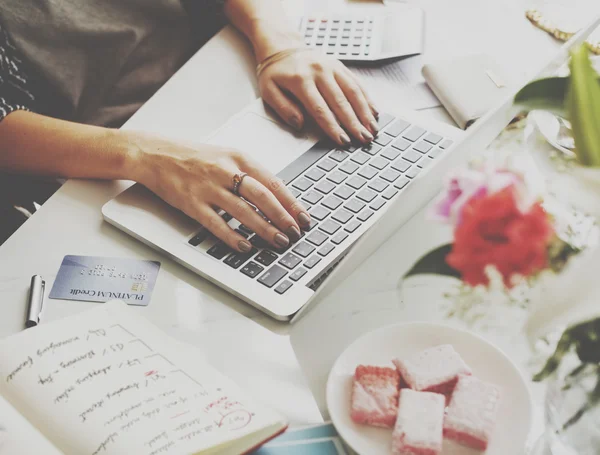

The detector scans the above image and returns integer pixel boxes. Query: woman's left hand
[258,49,380,147]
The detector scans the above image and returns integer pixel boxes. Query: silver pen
[26,275,45,329]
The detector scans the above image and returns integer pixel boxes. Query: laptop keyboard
[188,113,453,295]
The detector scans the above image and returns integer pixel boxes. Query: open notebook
[0,301,287,455]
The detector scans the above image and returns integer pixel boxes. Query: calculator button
[369,156,389,170]
[274,280,293,294]
[307,230,328,246]
[279,252,302,270]
[315,179,336,195]
[304,255,322,269]
[403,126,426,142]
[318,243,335,257]
[327,170,347,185]
[391,159,411,173]
[241,261,264,278]
[292,177,313,191]
[331,231,349,244]
[358,166,378,180]
[385,119,411,137]
[302,190,324,205]
[339,160,359,175]
[424,133,443,144]
[380,169,401,183]
[393,176,411,190]
[376,113,395,130]
[440,139,454,149]
[429,148,443,159]
[302,218,319,232]
[255,250,278,266]
[357,188,377,203]
[381,147,401,161]
[289,187,301,198]
[332,209,353,224]
[329,150,349,162]
[305,167,326,181]
[414,141,433,154]
[405,166,421,179]
[344,220,361,233]
[382,187,399,200]
[362,143,382,155]
[293,241,316,258]
[370,198,386,211]
[418,157,434,169]
[367,179,389,193]
[350,151,371,165]
[374,134,394,147]
[333,186,355,201]
[402,150,422,164]
[319,219,342,235]
[392,138,411,151]
[309,205,331,221]
[344,199,366,213]
[322,195,344,211]
[317,158,337,172]
[290,267,308,282]
[357,209,374,222]
[346,176,367,190]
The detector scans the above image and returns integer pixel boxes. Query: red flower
[446,187,554,288]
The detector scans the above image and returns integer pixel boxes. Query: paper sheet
[0,302,282,455]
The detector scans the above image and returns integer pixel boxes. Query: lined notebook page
[0,301,283,455]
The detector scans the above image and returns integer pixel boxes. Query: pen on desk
[26,275,45,329]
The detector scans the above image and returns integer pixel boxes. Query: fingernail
[361,129,374,143]
[238,240,252,253]
[298,212,311,226]
[370,120,379,135]
[286,226,301,242]
[289,115,303,131]
[371,105,380,118]
[340,132,352,145]
[274,233,289,248]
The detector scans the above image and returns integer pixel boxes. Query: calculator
[299,8,425,63]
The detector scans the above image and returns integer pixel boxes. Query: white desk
[1,0,598,450]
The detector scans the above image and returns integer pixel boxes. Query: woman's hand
[128,132,310,253]
[258,49,380,147]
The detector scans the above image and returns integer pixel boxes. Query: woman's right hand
[127,132,310,253]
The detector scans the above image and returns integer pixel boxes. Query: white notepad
[0,301,287,455]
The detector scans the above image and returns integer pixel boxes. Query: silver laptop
[102,18,599,322]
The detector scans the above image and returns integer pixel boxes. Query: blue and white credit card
[49,255,161,306]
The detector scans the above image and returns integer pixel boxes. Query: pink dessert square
[393,345,472,397]
[350,365,400,428]
[392,389,445,455]
[444,374,500,450]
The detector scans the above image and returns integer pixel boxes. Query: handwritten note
[0,302,282,455]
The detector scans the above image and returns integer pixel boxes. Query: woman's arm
[0,110,308,252]
[224,0,380,146]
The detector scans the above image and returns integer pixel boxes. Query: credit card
[49,255,160,306]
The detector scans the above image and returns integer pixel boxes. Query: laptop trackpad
[207,110,318,175]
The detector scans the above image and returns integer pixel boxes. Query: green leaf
[514,77,570,116]
[403,244,461,280]
[568,45,600,167]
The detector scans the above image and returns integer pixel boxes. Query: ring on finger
[231,172,248,196]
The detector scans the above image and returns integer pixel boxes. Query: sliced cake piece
[392,389,445,455]
[443,374,500,450]
[350,365,400,428]
[393,344,471,396]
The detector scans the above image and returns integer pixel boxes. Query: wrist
[114,130,155,184]
[248,18,304,62]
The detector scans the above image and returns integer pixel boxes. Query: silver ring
[232,172,248,196]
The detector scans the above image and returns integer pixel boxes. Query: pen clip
[26,275,45,328]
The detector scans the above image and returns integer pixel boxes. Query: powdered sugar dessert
[443,374,500,450]
[393,344,472,396]
[392,389,445,455]
[350,365,400,428]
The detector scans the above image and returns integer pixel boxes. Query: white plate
[326,323,533,455]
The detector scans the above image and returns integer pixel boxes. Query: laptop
[102,17,599,322]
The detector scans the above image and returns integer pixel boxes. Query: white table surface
[1,0,599,451]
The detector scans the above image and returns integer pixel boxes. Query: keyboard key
[221,212,233,222]
[307,230,328,246]
[258,265,287,288]
[290,267,308,281]
[403,126,426,142]
[235,228,250,239]
[303,190,324,205]
[369,156,389,170]
[274,280,293,294]
[440,139,454,149]
[382,186,399,200]
[303,218,319,232]
[385,119,411,137]
[370,198,386,211]
[318,243,335,256]
[304,255,322,269]
[350,151,370,165]
[344,198,366,213]
[358,165,378,180]
[394,176,410,190]
[333,186,354,201]
[424,133,443,144]
[330,149,349,162]
[254,250,278,266]
[357,209,374,222]
[322,194,344,210]
[367,178,389,193]
[188,228,209,246]
[343,143,359,152]
[344,219,361,233]
[305,167,326,181]
[346,176,367,190]
[315,179,336,194]
[250,235,271,249]
[339,161,359,174]
[331,231,349,244]
[225,249,257,269]
[357,188,377,203]
[319,219,341,235]
[207,243,232,260]
[317,158,337,172]
[362,143,382,155]
[293,177,313,191]
[374,133,394,147]
[309,205,331,221]
[392,137,411,151]
[289,187,301,198]
[406,166,421,179]
[391,159,411,172]
[380,168,401,183]
[381,147,401,161]
[418,157,434,169]
[279,252,302,269]
[332,209,353,224]
[293,241,316,258]
[414,141,433,154]
[429,148,443,159]
[402,149,422,163]
[241,261,264,278]
[327,170,347,184]
[377,113,395,130]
